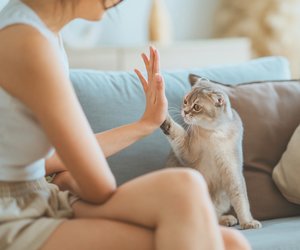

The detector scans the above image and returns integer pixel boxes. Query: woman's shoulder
[0,25,64,98]
[0,23,52,51]
[0,24,57,71]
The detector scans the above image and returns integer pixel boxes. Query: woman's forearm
[95,120,153,158]
[52,170,113,204]
[45,120,154,175]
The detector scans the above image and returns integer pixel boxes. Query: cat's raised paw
[160,119,171,135]
[240,220,262,230]
[219,215,238,227]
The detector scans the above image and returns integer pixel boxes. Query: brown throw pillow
[189,75,300,220]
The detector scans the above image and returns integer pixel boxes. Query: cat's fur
[160,76,261,229]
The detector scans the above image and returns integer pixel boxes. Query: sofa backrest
[70,56,291,185]
[69,56,300,220]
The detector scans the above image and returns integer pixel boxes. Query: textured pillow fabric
[272,124,300,205]
[189,75,300,220]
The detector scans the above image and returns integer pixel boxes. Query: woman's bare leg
[40,219,154,250]
[71,168,225,250]
[221,227,251,250]
[42,168,250,250]
[40,220,250,250]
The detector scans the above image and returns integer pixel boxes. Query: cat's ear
[189,74,218,89]
[212,93,226,107]
[188,74,201,87]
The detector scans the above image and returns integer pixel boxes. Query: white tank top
[0,0,69,181]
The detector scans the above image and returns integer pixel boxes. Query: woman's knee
[155,168,210,207]
[161,168,207,192]
[222,227,251,250]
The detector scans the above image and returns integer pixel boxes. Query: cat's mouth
[182,110,197,125]
[183,116,193,125]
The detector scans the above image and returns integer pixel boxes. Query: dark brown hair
[58,0,123,12]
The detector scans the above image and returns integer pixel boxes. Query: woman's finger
[153,48,160,75]
[149,46,155,81]
[134,69,148,93]
[141,53,150,75]
[155,73,167,105]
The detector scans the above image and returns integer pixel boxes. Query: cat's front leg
[160,114,189,163]
[160,115,172,136]
[160,114,186,141]
[235,177,262,229]
[224,172,262,230]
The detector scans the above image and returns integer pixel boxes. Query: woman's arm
[1,25,116,204]
[46,122,151,174]
[46,47,168,175]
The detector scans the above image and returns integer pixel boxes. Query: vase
[148,0,173,44]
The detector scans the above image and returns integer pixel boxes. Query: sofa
[70,56,300,250]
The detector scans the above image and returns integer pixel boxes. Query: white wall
[0,0,220,47]
[63,0,220,47]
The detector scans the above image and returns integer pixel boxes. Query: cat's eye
[183,99,187,105]
[193,104,201,112]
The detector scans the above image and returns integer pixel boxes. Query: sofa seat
[241,217,300,250]
[70,56,300,250]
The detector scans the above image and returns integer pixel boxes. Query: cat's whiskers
[170,113,183,119]
[186,124,193,135]
[169,106,185,124]
[182,122,191,132]
[168,106,181,113]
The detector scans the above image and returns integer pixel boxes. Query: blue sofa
[70,56,300,250]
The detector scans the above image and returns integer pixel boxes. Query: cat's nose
[184,110,188,115]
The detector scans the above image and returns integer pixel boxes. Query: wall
[95,0,219,45]
[0,0,220,47]
[62,0,220,47]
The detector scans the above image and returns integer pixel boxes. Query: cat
[160,75,261,229]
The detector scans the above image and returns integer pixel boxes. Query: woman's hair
[103,0,124,10]
[58,0,123,12]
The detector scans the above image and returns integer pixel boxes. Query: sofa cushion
[189,56,291,84]
[70,56,292,217]
[241,216,300,250]
[189,75,300,220]
[273,124,300,205]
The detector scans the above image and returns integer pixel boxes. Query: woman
[0,0,251,249]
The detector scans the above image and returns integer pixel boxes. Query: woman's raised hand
[134,46,168,134]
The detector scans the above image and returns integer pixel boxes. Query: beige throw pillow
[273,124,300,204]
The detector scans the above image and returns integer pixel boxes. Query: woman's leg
[40,219,154,250]
[221,227,251,250]
[40,220,250,250]
[71,168,225,250]
[42,168,250,250]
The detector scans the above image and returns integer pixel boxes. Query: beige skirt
[0,178,79,250]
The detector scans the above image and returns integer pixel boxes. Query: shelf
[65,38,252,71]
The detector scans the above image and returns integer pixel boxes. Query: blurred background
[1,0,300,76]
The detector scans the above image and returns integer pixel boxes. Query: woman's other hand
[134,46,168,134]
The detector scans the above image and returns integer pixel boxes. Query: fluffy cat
[160,75,261,229]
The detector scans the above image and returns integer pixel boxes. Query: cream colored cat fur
[160,77,261,230]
